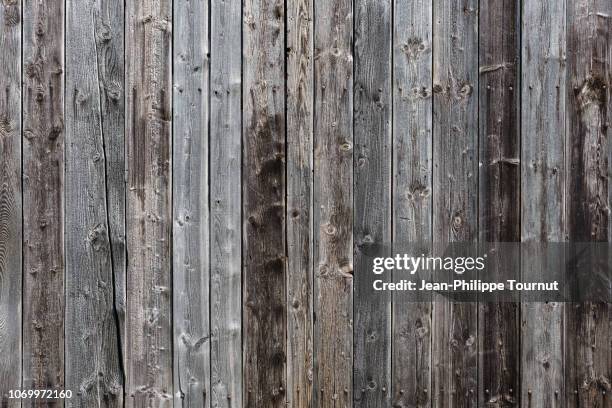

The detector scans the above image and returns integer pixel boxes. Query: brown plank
[22,0,65,402]
[565,0,611,406]
[242,0,286,405]
[391,0,433,406]
[0,0,22,405]
[312,0,354,406]
[286,0,314,404]
[125,0,173,404]
[477,0,521,406]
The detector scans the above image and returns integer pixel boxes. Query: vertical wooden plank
[566,0,611,406]
[477,0,521,405]
[521,0,566,405]
[242,0,286,405]
[210,0,241,405]
[126,0,173,404]
[391,0,433,406]
[432,0,479,406]
[286,0,313,404]
[353,0,392,406]
[22,0,65,400]
[312,0,353,405]
[65,0,125,404]
[173,0,209,406]
[0,0,22,405]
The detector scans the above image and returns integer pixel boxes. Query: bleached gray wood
[173,0,210,406]
[210,0,241,406]
[565,0,611,406]
[22,0,65,399]
[126,0,173,405]
[391,0,432,406]
[312,0,353,406]
[65,0,125,405]
[432,0,479,406]
[0,1,21,405]
[521,0,566,405]
[242,0,286,406]
[286,0,314,404]
[353,0,392,406]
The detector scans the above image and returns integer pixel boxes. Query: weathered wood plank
[242,0,286,405]
[210,0,241,405]
[391,0,432,406]
[172,0,210,406]
[0,0,22,405]
[353,0,392,405]
[125,0,173,404]
[477,0,521,406]
[520,0,566,405]
[65,0,125,405]
[312,0,353,405]
[22,0,65,401]
[432,0,479,406]
[566,0,611,406]
[286,0,314,404]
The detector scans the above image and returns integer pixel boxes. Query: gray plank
[432,0,479,406]
[0,0,22,405]
[477,0,521,405]
[242,0,286,405]
[353,0,392,405]
[65,0,125,405]
[210,0,242,405]
[22,0,65,400]
[391,0,432,406]
[520,0,566,405]
[125,0,173,404]
[312,0,353,404]
[286,0,314,404]
[173,0,210,406]
[565,0,611,406]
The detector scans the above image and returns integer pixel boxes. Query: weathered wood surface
[210,0,242,405]
[391,0,433,406]
[313,0,353,405]
[0,0,21,405]
[286,0,314,404]
[242,0,286,406]
[478,0,521,406]
[432,0,479,406]
[353,0,392,406]
[22,0,65,403]
[125,0,173,405]
[173,0,210,406]
[521,0,566,406]
[566,0,611,406]
[65,0,125,405]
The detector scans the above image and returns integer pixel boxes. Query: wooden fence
[0,0,610,406]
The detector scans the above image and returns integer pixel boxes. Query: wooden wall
[0,0,610,406]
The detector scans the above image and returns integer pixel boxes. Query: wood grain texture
[22,0,65,402]
[0,0,21,405]
[353,0,392,406]
[125,0,173,405]
[391,0,433,406]
[242,0,286,405]
[432,0,479,406]
[566,0,611,406]
[312,0,353,405]
[65,0,125,405]
[210,0,242,405]
[521,0,566,405]
[173,0,210,406]
[286,0,314,404]
[477,0,521,406]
